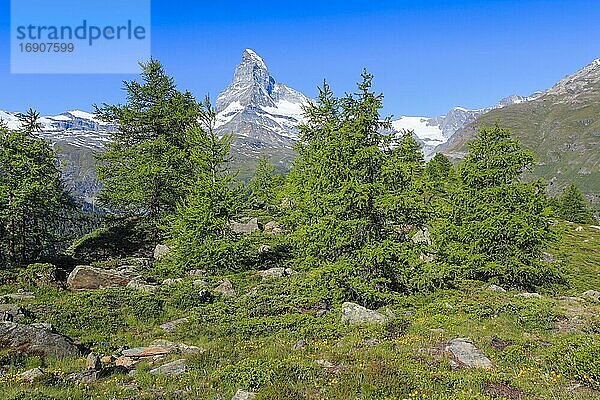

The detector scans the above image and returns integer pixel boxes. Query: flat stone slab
[121,346,171,358]
[445,338,493,369]
[150,359,186,376]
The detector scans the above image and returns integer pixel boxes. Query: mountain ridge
[441,58,600,203]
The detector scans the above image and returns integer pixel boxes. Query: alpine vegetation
[0,60,599,400]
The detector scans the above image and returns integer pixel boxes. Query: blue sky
[0,0,598,117]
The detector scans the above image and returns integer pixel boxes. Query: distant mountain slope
[393,95,539,157]
[442,59,600,203]
[0,110,114,203]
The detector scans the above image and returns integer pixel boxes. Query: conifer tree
[168,98,243,272]
[285,73,427,295]
[95,59,200,223]
[558,183,595,224]
[0,109,72,267]
[246,156,283,211]
[432,124,559,288]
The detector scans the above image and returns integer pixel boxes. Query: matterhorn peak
[213,49,309,152]
[241,49,266,68]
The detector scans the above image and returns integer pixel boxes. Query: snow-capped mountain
[215,49,309,162]
[392,93,540,157]
[0,110,114,150]
[0,110,114,203]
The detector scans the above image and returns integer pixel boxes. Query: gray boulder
[582,290,600,301]
[264,221,283,235]
[515,292,542,299]
[67,266,132,291]
[232,389,257,400]
[0,322,80,358]
[231,218,259,234]
[20,367,45,382]
[153,244,171,260]
[126,278,157,293]
[150,359,187,376]
[258,267,296,279]
[445,338,493,369]
[0,304,29,322]
[340,302,387,324]
[215,279,236,297]
[159,317,189,333]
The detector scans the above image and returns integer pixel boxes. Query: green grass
[1,224,599,399]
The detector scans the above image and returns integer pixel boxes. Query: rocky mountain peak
[216,49,277,111]
[543,58,600,101]
[214,49,309,152]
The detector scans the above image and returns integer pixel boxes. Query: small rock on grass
[514,292,542,299]
[86,352,101,370]
[258,267,296,279]
[445,338,493,369]
[215,278,236,297]
[149,359,186,376]
[153,244,171,260]
[582,290,600,301]
[20,368,45,382]
[340,302,387,324]
[232,390,257,400]
[159,317,189,332]
[292,340,306,350]
[485,284,506,292]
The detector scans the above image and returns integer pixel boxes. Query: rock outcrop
[67,266,132,291]
[340,302,387,324]
[0,322,80,358]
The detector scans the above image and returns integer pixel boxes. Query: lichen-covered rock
[20,367,45,382]
[257,267,296,279]
[340,302,387,324]
[215,279,236,297]
[232,389,257,400]
[153,244,171,260]
[67,266,132,291]
[582,290,600,301]
[150,359,187,376]
[230,218,259,234]
[445,338,493,369]
[0,322,80,358]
